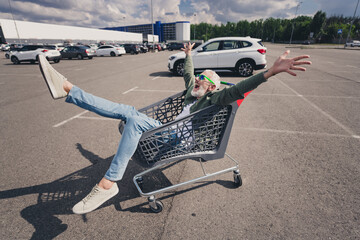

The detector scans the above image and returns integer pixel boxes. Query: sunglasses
[196,74,215,85]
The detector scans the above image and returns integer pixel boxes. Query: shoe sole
[38,55,65,99]
[72,186,119,215]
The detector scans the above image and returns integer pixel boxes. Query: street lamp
[289,2,302,45]
[8,0,21,44]
[193,13,196,40]
[151,0,155,52]
[345,0,360,47]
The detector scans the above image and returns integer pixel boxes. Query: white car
[96,45,126,57]
[168,37,267,77]
[345,40,360,47]
[1,44,10,51]
[10,45,61,64]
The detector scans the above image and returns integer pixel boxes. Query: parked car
[60,45,96,60]
[5,44,24,59]
[168,37,267,77]
[10,45,61,64]
[123,44,141,54]
[88,44,98,50]
[1,44,10,51]
[160,43,167,50]
[168,42,185,51]
[147,44,162,51]
[345,40,360,47]
[138,44,148,53]
[96,45,125,56]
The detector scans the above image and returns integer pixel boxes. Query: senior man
[39,42,311,214]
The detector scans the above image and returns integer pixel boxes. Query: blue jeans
[66,86,162,181]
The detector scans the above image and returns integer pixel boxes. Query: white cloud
[0,0,357,29]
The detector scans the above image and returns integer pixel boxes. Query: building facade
[103,21,190,43]
[0,19,150,44]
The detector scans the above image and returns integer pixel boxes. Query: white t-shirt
[173,101,196,143]
[175,101,196,121]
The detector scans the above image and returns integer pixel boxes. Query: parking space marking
[77,116,118,121]
[346,65,360,69]
[122,86,138,94]
[151,76,160,80]
[252,93,360,99]
[277,77,357,137]
[53,110,88,128]
[0,73,39,76]
[133,89,178,93]
[236,127,356,139]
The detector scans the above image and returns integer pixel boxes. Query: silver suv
[168,37,267,77]
[10,45,61,64]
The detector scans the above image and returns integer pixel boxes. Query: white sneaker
[38,54,68,99]
[72,184,119,214]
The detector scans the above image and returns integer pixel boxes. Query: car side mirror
[197,47,204,52]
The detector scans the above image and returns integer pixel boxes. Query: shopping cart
[119,90,251,212]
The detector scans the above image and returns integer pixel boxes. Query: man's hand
[264,50,311,79]
[181,42,195,56]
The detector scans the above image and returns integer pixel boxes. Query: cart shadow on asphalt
[0,143,236,239]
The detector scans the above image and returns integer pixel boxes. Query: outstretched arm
[264,50,311,79]
[181,42,196,90]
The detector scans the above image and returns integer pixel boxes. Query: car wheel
[11,56,20,64]
[88,56,93,59]
[110,52,116,57]
[53,59,60,63]
[174,60,185,76]
[77,54,83,60]
[130,50,135,55]
[236,60,254,77]
[5,53,9,59]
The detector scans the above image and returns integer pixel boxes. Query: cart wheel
[149,200,163,213]
[136,177,144,191]
[234,173,242,188]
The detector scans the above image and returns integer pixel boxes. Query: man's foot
[72,183,119,214]
[38,55,68,99]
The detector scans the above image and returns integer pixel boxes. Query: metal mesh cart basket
[119,90,251,212]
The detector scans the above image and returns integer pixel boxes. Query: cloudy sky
[0,0,358,29]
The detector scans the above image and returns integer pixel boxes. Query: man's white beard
[191,85,207,98]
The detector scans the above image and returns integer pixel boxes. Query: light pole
[193,13,196,40]
[151,0,155,52]
[8,0,21,44]
[289,2,302,45]
[345,0,360,47]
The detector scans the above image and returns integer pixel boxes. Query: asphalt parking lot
[0,44,359,239]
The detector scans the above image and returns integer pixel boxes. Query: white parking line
[77,116,118,121]
[53,110,88,128]
[277,77,356,137]
[0,73,39,76]
[252,93,360,99]
[122,86,138,94]
[346,65,360,69]
[236,127,356,139]
[133,89,179,93]
[152,76,160,80]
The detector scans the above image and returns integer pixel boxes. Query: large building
[103,21,190,43]
[0,19,158,44]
